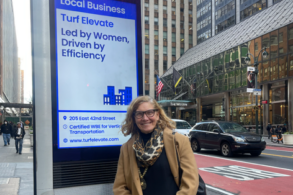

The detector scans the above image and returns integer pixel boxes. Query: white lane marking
[194,153,293,172]
[265,148,293,153]
[206,185,236,195]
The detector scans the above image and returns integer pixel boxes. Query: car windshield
[219,123,248,133]
[176,121,192,129]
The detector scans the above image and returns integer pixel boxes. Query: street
[196,146,293,195]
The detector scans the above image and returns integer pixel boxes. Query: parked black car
[189,121,266,157]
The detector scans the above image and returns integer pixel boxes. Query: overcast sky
[12,0,32,103]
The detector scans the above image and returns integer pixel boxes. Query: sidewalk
[0,131,33,195]
[263,136,293,148]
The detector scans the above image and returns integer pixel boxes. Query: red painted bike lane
[195,154,293,195]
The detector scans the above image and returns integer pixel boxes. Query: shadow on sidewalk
[0,130,33,195]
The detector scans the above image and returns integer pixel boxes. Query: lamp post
[245,48,269,134]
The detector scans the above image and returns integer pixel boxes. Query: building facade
[160,0,293,133]
[0,0,20,103]
[143,0,197,97]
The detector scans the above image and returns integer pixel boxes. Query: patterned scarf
[132,128,164,168]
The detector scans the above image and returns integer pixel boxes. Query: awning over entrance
[157,100,192,107]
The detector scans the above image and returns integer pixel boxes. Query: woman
[113,96,199,195]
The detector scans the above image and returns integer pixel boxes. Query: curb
[265,143,293,148]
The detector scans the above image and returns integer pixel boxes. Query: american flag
[156,75,164,99]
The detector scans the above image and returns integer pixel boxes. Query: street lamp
[245,48,269,134]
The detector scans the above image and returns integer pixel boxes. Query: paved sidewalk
[263,136,293,148]
[0,131,33,195]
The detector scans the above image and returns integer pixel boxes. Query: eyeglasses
[134,109,158,119]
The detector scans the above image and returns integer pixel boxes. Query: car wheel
[191,139,201,152]
[221,142,233,157]
[250,151,262,156]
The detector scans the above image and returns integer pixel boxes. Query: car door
[190,124,204,146]
[198,123,209,147]
[205,123,222,149]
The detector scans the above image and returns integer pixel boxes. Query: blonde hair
[121,96,175,136]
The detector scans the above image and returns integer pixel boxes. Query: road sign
[247,67,255,71]
[262,100,268,104]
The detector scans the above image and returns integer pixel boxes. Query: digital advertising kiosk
[32,0,142,194]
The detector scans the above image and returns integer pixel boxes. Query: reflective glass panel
[270,30,278,58]
[258,63,262,84]
[229,71,235,89]
[262,61,270,82]
[255,37,263,62]
[262,34,270,61]
[289,54,293,76]
[218,53,224,74]
[279,26,287,55]
[288,24,293,53]
[235,69,241,88]
[224,73,229,90]
[271,58,278,80]
[241,67,247,87]
[278,55,287,78]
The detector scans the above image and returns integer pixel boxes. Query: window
[189,10,192,18]
[180,33,184,42]
[215,1,235,20]
[145,44,149,54]
[180,21,184,29]
[163,46,167,55]
[197,0,209,6]
[189,35,193,44]
[172,20,176,28]
[172,7,176,15]
[197,30,211,44]
[189,22,193,30]
[273,0,283,4]
[154,45,158,55]
[172,47,176,56]
[154,17,158,25]
[163,61,167,72]
[215,0,225,6]
[208,124,219,132]
[172,33,176,42]
[181,48,184,56]
[197,2,211,18]
[240,0,267,21]
[197,16,211,31]
[201,124,208,131]
[163,19,167,27]
[163,31,167,41]
[215,16,235,34]
[163,6,167,13]
[154,30,158,40]
[145,29,149,39]
[240,0,249,4]
[145,16,149,24]
[145,3,149,11]
[279,27,287,54]
[154,5,159,11]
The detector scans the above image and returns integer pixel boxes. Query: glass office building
[160,0,293,134]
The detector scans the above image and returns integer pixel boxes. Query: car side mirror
[213,129,220,134]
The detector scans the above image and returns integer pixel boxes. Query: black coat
[12,127,26,139]
[1,124,13,134]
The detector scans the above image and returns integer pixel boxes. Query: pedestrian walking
[282,124,287,134]
[13,122,25,154]
[266,123,272,139]
[0,120,12,146]
[113,96,199,195]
